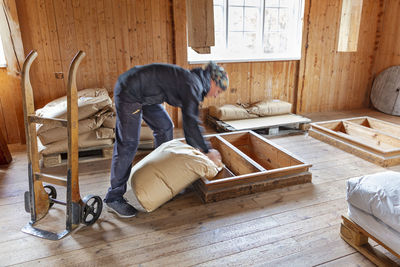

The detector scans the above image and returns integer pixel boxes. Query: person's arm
[181,97,210,153]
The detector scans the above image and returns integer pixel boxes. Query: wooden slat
[343,120,400,148]
[209,135,265,176]
[35,172,67,187]
[0,127,12,164]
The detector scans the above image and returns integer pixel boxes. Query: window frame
[187,0,305,64]
[0,34,6,68]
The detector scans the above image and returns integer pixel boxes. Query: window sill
[0,64,7,69]
[188,56,301,64]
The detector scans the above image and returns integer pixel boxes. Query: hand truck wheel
[81,195,103,226]
[43,185,57,208]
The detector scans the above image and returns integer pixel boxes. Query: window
[0,35,6,67]
[188,0,305,63]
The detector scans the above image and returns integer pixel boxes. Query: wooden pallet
[309,117,400,167]
[206,114,311,136]
[191,130,312,203]
[340,215,400,266]
[41,145,113,168]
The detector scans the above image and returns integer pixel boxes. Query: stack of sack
[346,171,400,255]
[127,139,222,212]
[36,88,155,156]
[36,88,115,156]
[209,99,292,121]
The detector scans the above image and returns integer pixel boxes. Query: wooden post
[0,129,12,164]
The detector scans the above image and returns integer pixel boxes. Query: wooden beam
[0,126,11,164]
[337,0,363,52]
[186,0,214,53]
[0,0,26,143]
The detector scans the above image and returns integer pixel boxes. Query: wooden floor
[1,109,400,266]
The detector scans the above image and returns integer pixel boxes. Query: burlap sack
[247,100,292,116]
[128,140,221,212]
[102,112,116,128]
[36,88,112,131]
[38,113,108,145]
[38,130,113,155]
[95,127,115,139]
[209,104,257,121]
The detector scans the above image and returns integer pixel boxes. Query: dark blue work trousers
[104,95,173,203]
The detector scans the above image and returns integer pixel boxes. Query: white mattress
[348,204,400,255]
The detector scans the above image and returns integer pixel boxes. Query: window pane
[279,33,288,52]
[229,7,244,31]
[229,0,244,6]
[215,31,226,48]
[244,7,258,31]
[228,32,243,53]
[244,32,257,50]
[265,0,280,7]
[245,0,260,6]
[214,0,224,5]
[263,32,279,53]
[279,8,289,31]
[0,36,6,65]
[264,8,278,32]
[214,6,224,32]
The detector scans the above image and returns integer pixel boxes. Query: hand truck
[21,50,103,240]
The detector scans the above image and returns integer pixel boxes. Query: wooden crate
[193,131,312,203]
[309,117,400,167]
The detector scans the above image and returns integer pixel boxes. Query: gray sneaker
[106,198,137,218]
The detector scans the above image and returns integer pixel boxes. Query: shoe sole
[106,206,137,218]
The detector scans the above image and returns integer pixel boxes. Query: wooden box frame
[309,117,400,167]
[192,131,312,203]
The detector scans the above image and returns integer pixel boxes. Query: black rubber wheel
[43,185,57,208]
[81,195,103,226]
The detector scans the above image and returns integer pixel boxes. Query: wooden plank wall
[296,0,384,113]
[0,0,25,144]
[15,0,174,109]
[372,0,400,76]
[0,0,399,143]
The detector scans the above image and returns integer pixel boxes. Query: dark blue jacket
[114,63,211,153]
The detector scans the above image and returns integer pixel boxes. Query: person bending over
[104,62,229,217]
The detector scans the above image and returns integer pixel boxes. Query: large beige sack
[247,100,292,116]
[38,113,108,145]
[102,112,116,128]
[36,88,112,123]
[209,104,257,121]
[38,130,113,155]
[128,140,221,212]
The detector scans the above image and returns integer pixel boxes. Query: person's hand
[206,149,223,168]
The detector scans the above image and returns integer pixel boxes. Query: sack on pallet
[36,88,112,133]
[102,112,116,128]
[128,140,221,212]
[38,113,109,145]
[209,104,257,121]
[346,171,400,233]
[38,130,114,155]
[247,100,292,116]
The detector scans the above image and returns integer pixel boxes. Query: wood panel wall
[372,0,400,76]
[1,0,399,143]
[296,0,384,113]
[15,0,174,109]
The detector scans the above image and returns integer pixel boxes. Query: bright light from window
[0,35,6,66]
[188,0,305,63]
